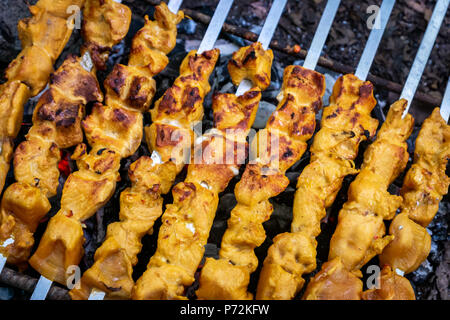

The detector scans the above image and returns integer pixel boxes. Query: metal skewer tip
[0,254,6,275]
[354,0,396,81]
[400,0,449,117]
[197,0,234,54]
[236,0,287,96]
[30,276,53,300]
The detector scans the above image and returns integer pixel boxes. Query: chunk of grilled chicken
[228,42,274,90]
[15,56,103,198]
[0,81,31,192]
[379,108,449,274]
[256,75,378,300]
[145,49,220,172]
[29,144,121,283]
[6,0,83,96]
[0,0,84,194]
[302,257,363,300]
[328,100,414,273]
[0,56,102,268]
[30,3,185,286]
[82,0,132,70]
[69,157,177,299]
[195,65,325,300]
[133,88,261,300]
[361,266,415,300]
[74,43,272,300]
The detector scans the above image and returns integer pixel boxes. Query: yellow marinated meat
[256,74,378,300]
[0,0,84,194]
[380,108,449,274]
[30,3,182,287]
[145,49,220,172]
[196,65,325,300]
[82,0,132,70]
[228,42,274,90]
[0,56,102,268]
[131,44,270,300]
[362,266,415,300]
[133,88,262,300]
[302,257,363,300]
[0,81,30,192]
[329,99,414,272]
[302,99,415,300]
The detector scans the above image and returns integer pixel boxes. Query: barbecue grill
[0,0,448,300]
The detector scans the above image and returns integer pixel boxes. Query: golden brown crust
[68,4,186,297]
[380,108,449,274]
[82,0,132,70]
[196,65,325,300]
[146,49,220,168]
[361,266,415,300]
[329,99,414,272]
[228,42,273,90]
[133,48,272,300]
[302,257,363,300]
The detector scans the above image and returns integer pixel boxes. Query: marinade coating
[30,4,183,287]
[228,42,274,90]
[196,65,325,300]
[256,74,378,300]
[380,108,449,274]
[0,56,102,267]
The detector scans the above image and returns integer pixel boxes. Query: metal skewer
[401,0,449,117]
[440,78,450,122]
[303,0,341,70]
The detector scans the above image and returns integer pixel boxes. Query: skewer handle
[168,0,183,13]
[30,276,52,300]
[303,0,341,70]
[0,254,6,275]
